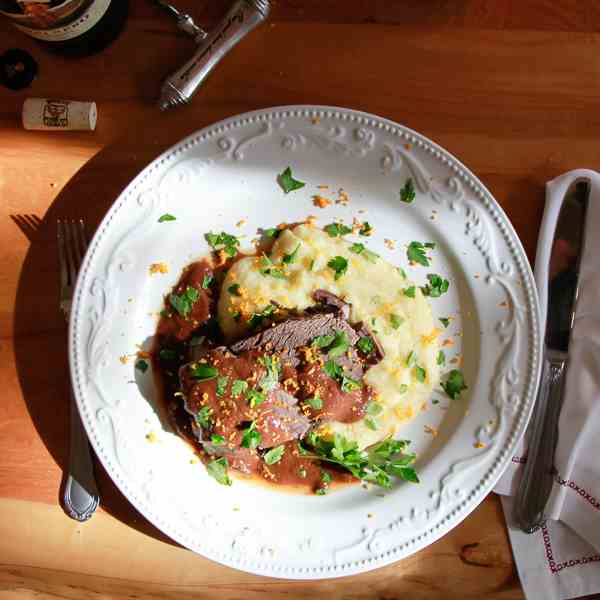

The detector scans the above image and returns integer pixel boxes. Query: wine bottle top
[0,49,38,91]
[22,98,98,132]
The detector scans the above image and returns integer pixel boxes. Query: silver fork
[57,218,100,521]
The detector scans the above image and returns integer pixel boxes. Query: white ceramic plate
[70,106,541,579]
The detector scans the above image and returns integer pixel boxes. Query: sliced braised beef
[312,289,351,319]
[230,312,359,356]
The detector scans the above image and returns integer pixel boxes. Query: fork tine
[57,219,68,289]
[63,220,79,285]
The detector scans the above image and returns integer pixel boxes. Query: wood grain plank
[0,497,523,599]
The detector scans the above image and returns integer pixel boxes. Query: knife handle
[514,357,566,533]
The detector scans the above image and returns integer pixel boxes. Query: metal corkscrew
[155,0,270,111]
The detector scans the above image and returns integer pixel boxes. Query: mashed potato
[217,224,441,448]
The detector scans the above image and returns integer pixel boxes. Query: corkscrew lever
[152,0,208,42]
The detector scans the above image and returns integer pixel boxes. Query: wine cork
[22,98,97,131]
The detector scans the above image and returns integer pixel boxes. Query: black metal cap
[0,48,38,91]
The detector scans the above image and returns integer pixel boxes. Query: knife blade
[514,179,589,533]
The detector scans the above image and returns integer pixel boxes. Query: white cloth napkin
[494,169,600,600]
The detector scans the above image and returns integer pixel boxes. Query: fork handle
[63,388,100,521]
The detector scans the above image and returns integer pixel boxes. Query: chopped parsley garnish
[398,384,409,394]
[195,406,212,428]
[216,376,229,397]
[160,309,170,318]
[135,359,149,373]
[437,350,446,366]
[259,254,286,279]
[324,222,352,237]
[264,445,285,465]
[241,421,261,449]
[159,348,177,361]
[206,457,231,486]
[407,241,434,267]
[397,267,407,279]
[264,227,281,239]
[439,317,451,328]
[231,379,248,398]
[414,366,426,383]
[349,242,379,263]
[202,274,213,289]
[327,331,350,358]
[327,255,348,280]
[421,274,449,297]
[400,178,416,203]
[282,243,301,265]
[315,488,328,496]
[248,304,276,329]
[302,434,419,488]
[204,231,240,257]
[169,286,200,318]
[312,333,335,348]
[405,351,416,367]
[389,314,404,329]
[309,259,315,271]
[442,369,468,400]
[359,221,373,236]
[232,311,241,322]
[321,470,332,484]
[357,336,375,355]
[227,283,241,296]
[189,363,218,381]
[367,402,383,416]
[324,359,362,392]
[246,388,266,408]
[258,355,280,392]
[278,166,305,194]
[211,434,225,445]
[404,286,416,298]
[305,393,323,410]
[158,213,176,222]
[365,417,378,431]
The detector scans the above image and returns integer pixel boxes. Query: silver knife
[514,179,589,533]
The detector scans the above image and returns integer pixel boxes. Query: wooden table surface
[2,2,600,598]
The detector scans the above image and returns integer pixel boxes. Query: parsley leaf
[202,274,213,289]
[228,283,241,296]
[327,256,348,280]
[442,369,468,400]
[324,222,352,237]
[259,254,286,279]
[246,388,266,408]
[211,434,225,445]
[169,286,200,318]
[407,241,433,267]
[305,393,323,410]
[204,231,240,257]
[158,213,176,222]
[248,304,276,329]
[404,286,416,298]
[357,336,375,355]
[421,274,449,298]
[323,359,362,392]
[359,222,373,236]
[216,376,229,397]
[365,417,378,431]
[367,402,383,416]
[400,178,416,203]
[439,317,451,328]
[309,259,315,271]
[389,314,404,329]
[135,359,148,373]
[278,166,305,194]
[264,227,281,239]
[326,331,350,359]
[231,379,248,398]
[437,350,446,366]
[206,456,231,486]
[312,333,336,348]
[258,355,280,392]
[282,243,301,265]
[414,365,426,383]
[349,242,379,263]
[405,351,416,367]
[195,406,212,428]
[189,363,218,381]
[241,422,261,449]
[398,384,409,394]
[302,434,419,488]
[264,445,285,465]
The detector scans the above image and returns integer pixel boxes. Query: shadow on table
[10,116,232,548]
